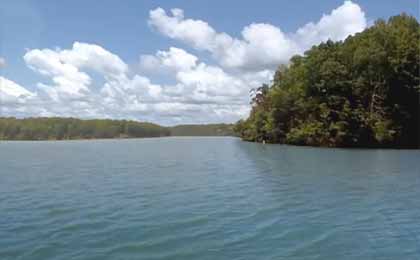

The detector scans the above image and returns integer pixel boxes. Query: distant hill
[169,124,235,136]
[0,117,235,140]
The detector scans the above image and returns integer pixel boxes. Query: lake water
[1,137,419,259]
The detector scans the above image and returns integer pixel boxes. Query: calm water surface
[1,137,419,259]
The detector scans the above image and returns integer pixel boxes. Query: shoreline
[0,135,237,142]
[1,136,418,150]
[241,139,420,150]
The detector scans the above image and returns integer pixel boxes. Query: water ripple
[0,137,419,260]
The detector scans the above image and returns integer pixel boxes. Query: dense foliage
[235,14,420,148]
[169,124,235,136]
[0,117,170,140]
[0,118,236,140]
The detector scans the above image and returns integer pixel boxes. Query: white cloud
[149,1,367,71]
[140,47,198,73]
[0,77,37,118]
[60,42,128,78]
[149,8,223,51]
[22,42,167,120]
[23,42,131,102]
[176,63,244,98]
[294,1,367,50]
[0,76,35,102]
[16,42,256,124]
[24,47,92,101]
[1,1,369,124]
[138,47,261,104]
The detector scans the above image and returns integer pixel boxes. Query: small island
[234,14,420,149]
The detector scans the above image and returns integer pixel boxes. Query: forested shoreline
[169,124,234,136]
[234,14,420,148]
[0,117,170,140]
[0,117,234,140]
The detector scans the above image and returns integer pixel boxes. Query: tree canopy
[0,117,170,140]
[169,124,235,136]
[0,117,235,140]
[235,14,420,148]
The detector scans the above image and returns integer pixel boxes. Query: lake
[1,137,419,259]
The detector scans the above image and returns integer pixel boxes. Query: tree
[235,14,420,148]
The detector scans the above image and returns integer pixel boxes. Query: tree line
[0,117,170,140]
[234,14,420,148]
[169,124,234,136]
[0,117,236,140]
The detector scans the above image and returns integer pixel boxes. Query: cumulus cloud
[149,8,222,51]
[148,1,367,71]
[140,47,198,73]
[24,47,92,101]
[0,77,38,117]
[293,1,367,50]
[8,42,254,124]
[139,47,267,103]
[0,76,35,102]
[23,42,130,102]
[59,42,128,77]
[21,43,165,120]
[1,1,369,124]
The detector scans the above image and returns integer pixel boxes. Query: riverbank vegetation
[0,117,235,140]
[0,117,170,140]
[169,124,234,136]
[234,14,420,148]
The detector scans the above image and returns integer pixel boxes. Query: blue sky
[0,1,418,125]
